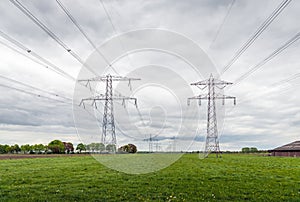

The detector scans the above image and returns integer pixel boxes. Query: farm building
[269,141,300,157]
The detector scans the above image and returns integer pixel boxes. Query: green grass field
[0,154,299,201]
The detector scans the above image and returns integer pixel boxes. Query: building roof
[272,141,300,151]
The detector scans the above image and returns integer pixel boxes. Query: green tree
[0,144,7,154]
[89,143,96,153]
[242,147,250,153]
[85,144,90,152]
[48,140,65,154]
[9,145,15,154]
[14,144,21,154]
[106,144,116,153]
[76,143,86,153]
[21,144,31,154]
[250,147,258,153]
[33,144,45,153]
[4,145,10,154]
[95,143,105,152]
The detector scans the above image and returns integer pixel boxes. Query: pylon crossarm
[190,79,209,86]
[113,97,138,108]
[78,75,141,82]
[80,96,137,109]
[187,94,208,106]
[213,95,236,105]
[211,78,233,86]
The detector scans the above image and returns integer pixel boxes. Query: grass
[0,154,299,201]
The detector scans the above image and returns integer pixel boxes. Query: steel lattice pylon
[188,74,236,158]
[102,75,115,146]
[79,74,140,152]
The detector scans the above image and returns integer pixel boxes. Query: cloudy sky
[0,0,299,151]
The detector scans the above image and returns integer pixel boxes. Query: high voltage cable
[0,74,72,101]
[272,72,300,86]
[0,80,104,126]
[99,0,118,34]
[225,73,300,113]
[232,32,300,86]
[9,0,98,76]
[209,0,236,49]
[221,73,300,136]
[55,0,119,75]
[0,39,69,80]
[98,0,150,134]
[99,0,136,74]
[220,0,292,76]
[0,33,104,99]
[0,40,49,69]
[0,30,76,81]
[0,83,71,105]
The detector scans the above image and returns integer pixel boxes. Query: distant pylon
[79,74,140,152]
[188,74,236,158]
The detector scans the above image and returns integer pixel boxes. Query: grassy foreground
[0,154,299,201]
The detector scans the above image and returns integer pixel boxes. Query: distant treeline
[0,140,74,154]
[0,140,135,154]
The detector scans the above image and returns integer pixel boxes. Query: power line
[0,83,71,105]
[272,72,300,87]
[0,40,49,69]
[9,0,98,76]
[209,0,236,49]
[98,0,153,139]
[232,32,300,86]
[0,74,72,101]
[0,30,76,81]
[0,30,104,95]
[99,0,136,74]
[220,0,292,76]
[55,0,119,75]
[99,0,118,33]
[0,33,104,101]
[230,72,300,106]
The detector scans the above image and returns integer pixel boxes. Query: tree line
[0,140,137,154]
[0,140,74,154]
[76,143,137,153]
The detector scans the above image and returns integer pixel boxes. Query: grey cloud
[0,0,299,150]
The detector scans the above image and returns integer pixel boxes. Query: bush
[118,144,137,153]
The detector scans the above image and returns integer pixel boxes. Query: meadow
[0,154,299,201]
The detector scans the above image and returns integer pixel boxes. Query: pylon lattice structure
[79,74,140,152]
[188,74,236,158]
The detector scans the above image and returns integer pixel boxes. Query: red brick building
[269,141,300,157]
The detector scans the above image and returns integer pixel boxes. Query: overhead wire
[98,0,164,140]
[0,40,49,69]
[9,0,98,76]
[55,0,119,75]
[231,32,300,86]
[219,0,292,76]
[219,72,300,139]
[209,0,236,49]
[99,0,137,75]
[0,30,76,81]
[0,74,72,101]
[0,83,71,105]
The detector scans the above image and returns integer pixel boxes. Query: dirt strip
[0,154,89,160]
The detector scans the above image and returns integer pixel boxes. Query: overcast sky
[0,0,299,151]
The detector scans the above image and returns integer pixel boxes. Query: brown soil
[0,154,88,160]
